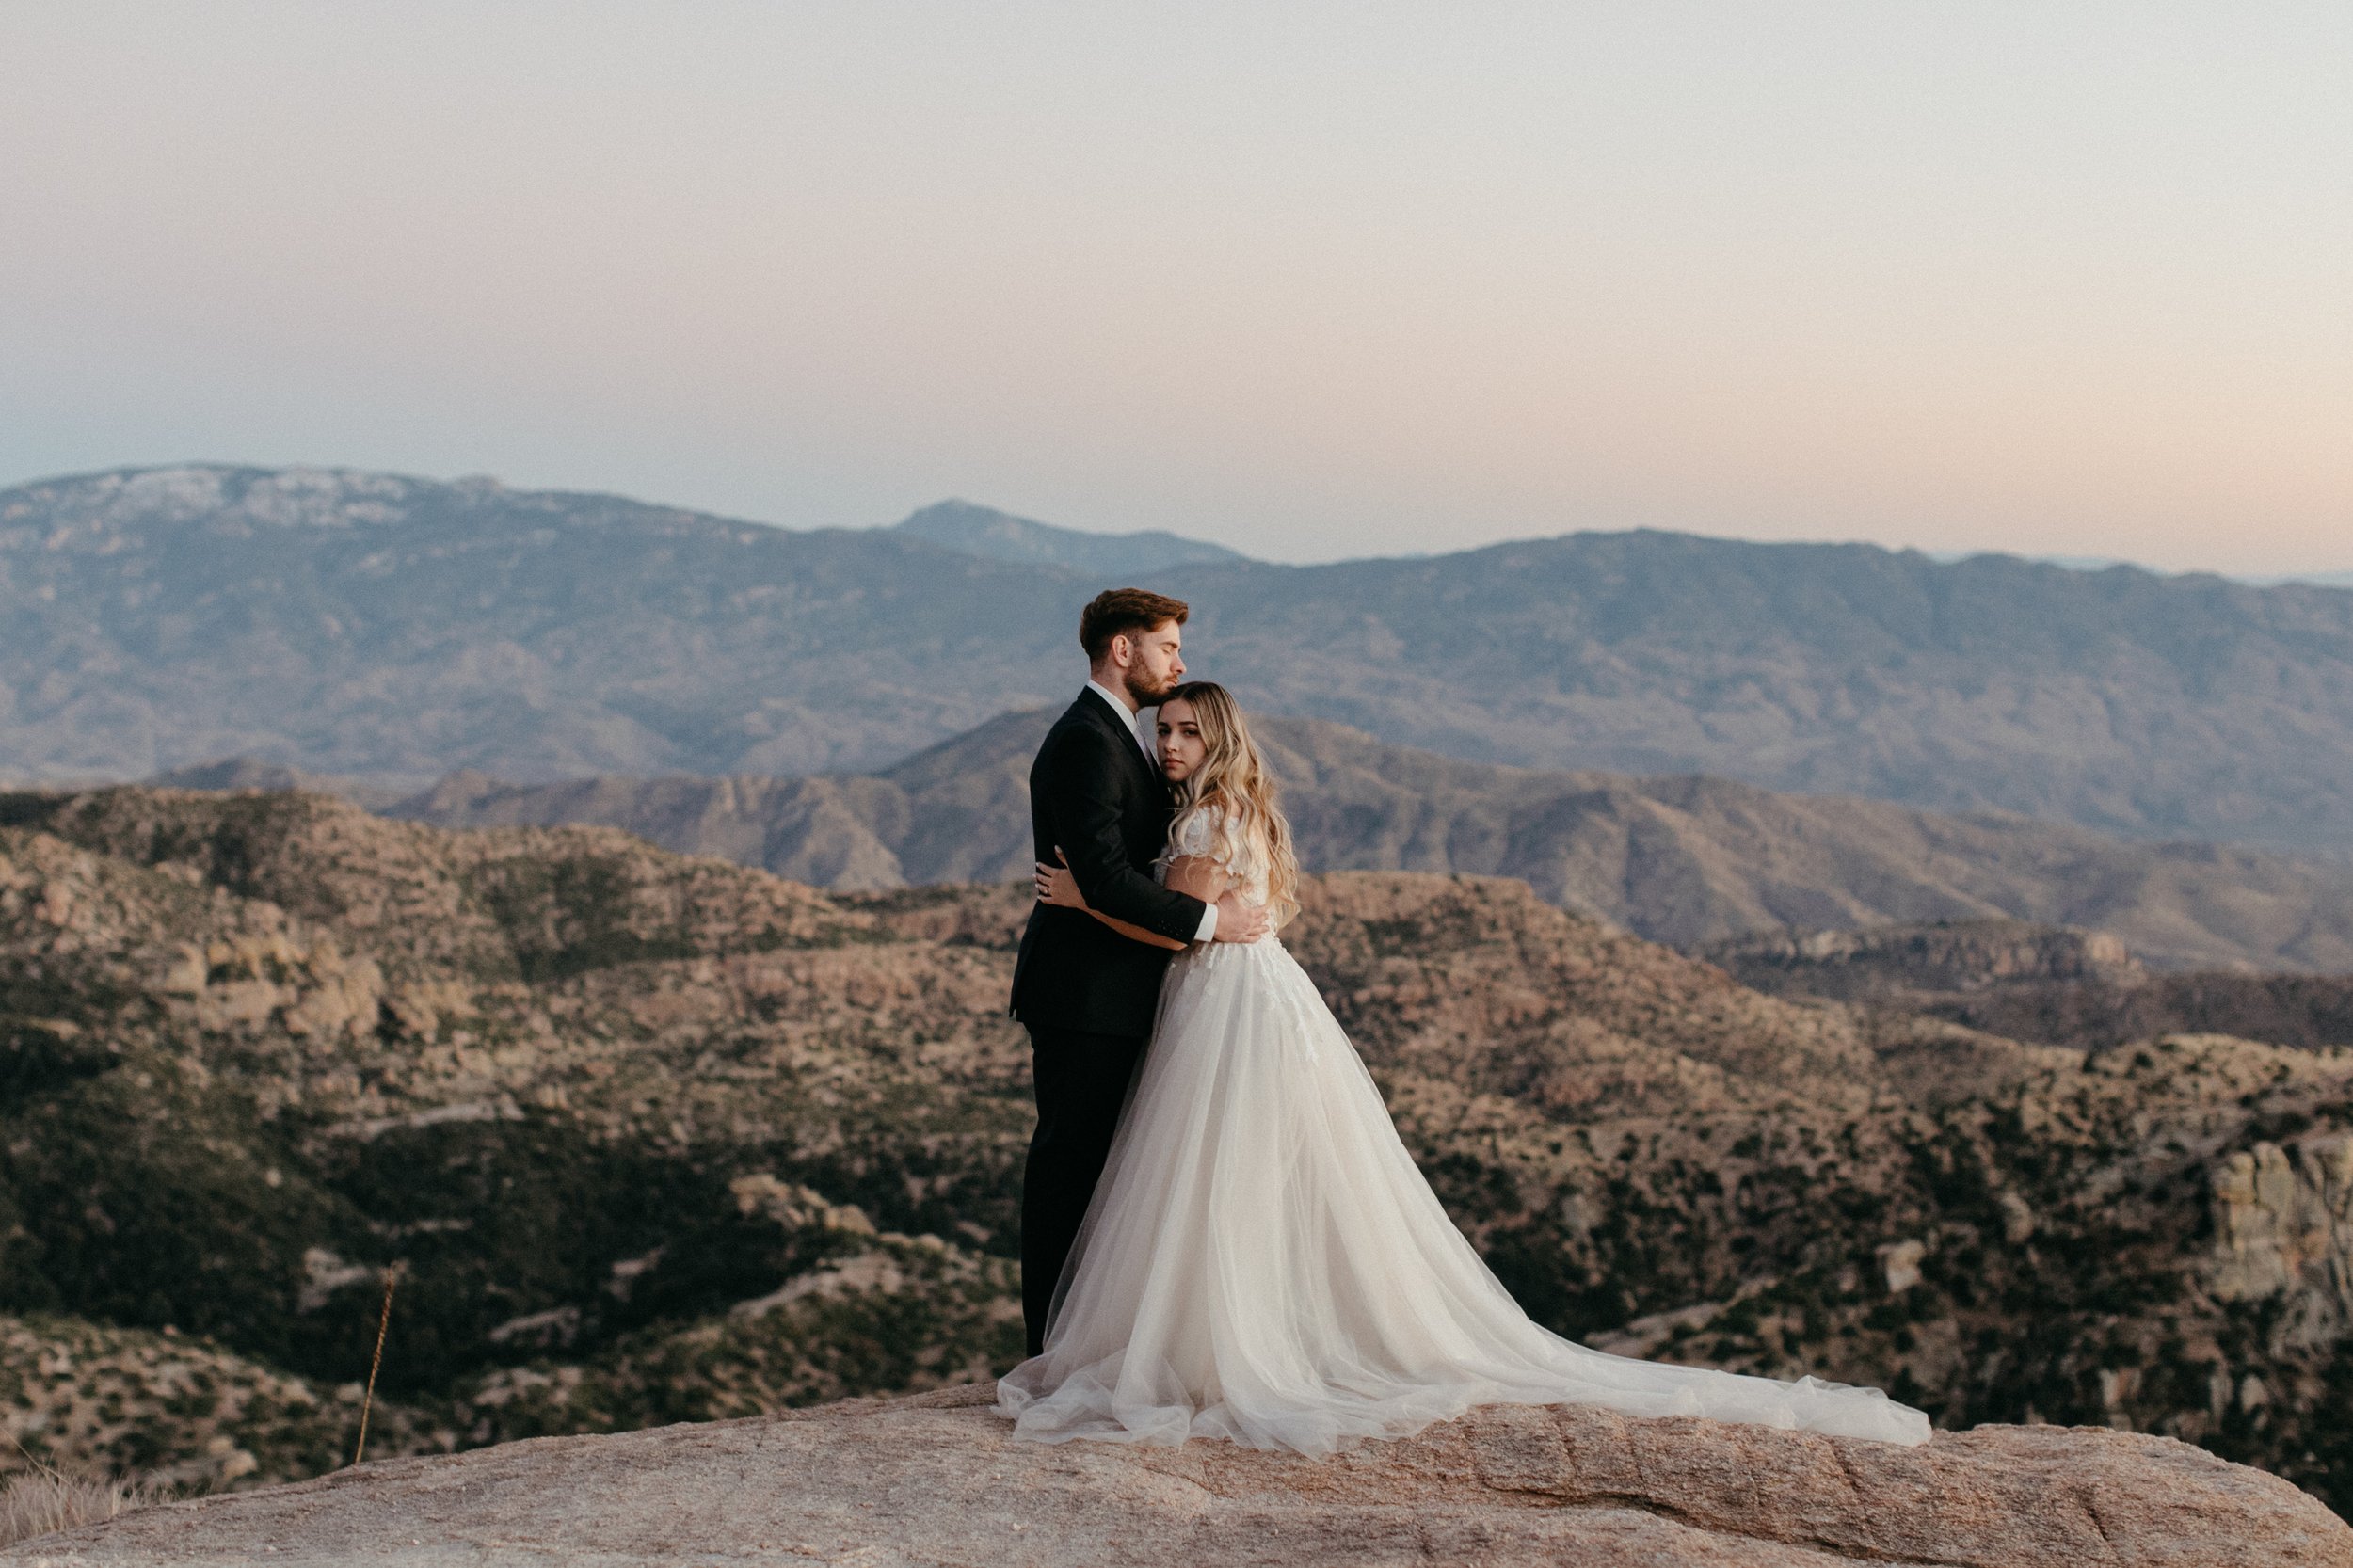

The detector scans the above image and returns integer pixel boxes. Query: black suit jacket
[1008,691,1210,1036]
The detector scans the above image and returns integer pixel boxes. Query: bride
[994,681,1931,1456]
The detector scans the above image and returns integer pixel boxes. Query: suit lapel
[1080,688,1161,792]
[1120,712,1162,793]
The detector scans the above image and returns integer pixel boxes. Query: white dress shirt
[1084,680,1218,943]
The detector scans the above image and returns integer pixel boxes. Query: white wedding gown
[996,806,1932,1456]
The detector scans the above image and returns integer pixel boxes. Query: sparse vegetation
[0,1466,164,1549]
[0,786,2348,1520]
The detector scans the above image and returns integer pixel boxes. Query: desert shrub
[0,1467,164,1548]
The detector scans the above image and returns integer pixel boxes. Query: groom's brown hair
[1080,588,1190,662]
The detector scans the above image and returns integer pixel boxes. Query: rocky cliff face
[2210,1135,2353,1348]
[9,1384,2347,1567]
[1,788,2350,1519]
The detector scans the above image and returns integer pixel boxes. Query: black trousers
[1019,1022,1147,1357]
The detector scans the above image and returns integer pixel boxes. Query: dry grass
[0,1469,165,1548]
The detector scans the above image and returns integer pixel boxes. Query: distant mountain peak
[11,461,472,535]
[891,499,1249,576]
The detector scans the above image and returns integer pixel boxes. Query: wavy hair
[1160,681,1300,927]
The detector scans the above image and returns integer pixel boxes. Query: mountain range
[163,706,2353,972]
[11,464,2353,855]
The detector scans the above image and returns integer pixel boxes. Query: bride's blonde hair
[1161,681,1300,927]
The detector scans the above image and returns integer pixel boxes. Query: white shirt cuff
[1193,902,1219,942]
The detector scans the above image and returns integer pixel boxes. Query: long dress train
[996,807,1931,1456]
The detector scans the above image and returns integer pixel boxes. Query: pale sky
[2,3,2346,570]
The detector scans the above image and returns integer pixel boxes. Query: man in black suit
[1009,587,1271,1355]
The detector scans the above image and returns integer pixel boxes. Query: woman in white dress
[994,682,1930,1456]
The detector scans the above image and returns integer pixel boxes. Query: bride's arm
[1160,855,1229,910]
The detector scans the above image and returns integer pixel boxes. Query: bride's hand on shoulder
[1035,850,1088,909]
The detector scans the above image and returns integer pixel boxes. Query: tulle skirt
[996,937,1932,1455]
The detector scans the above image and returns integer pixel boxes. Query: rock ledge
[8,1384,2347,1567]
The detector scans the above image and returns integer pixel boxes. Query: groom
[1008,587,1271,1355]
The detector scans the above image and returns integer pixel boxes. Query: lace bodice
[1156,802,1271,907]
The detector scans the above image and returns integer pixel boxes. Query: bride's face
[1156,697,1207,783]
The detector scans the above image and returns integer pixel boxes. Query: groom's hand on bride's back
[1211,891,1271,943]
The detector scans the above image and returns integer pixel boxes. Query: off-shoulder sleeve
[1170,805,1219,861]
[1170,805,1257,879]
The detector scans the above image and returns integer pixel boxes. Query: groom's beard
[1124,667,1178,707]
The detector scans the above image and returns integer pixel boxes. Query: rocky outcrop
[2211,1134,2353,1347]
[1721,917,2353,1052]
[9,1384,2347,1567]
[1705,920,2146,999]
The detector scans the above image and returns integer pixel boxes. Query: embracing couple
[994,588,1929,1455]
